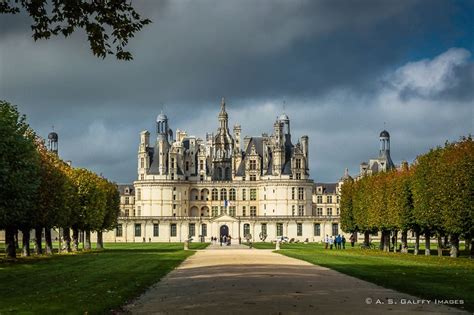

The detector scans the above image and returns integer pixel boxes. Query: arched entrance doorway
[220,225,229,238]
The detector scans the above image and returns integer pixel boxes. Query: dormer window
[296,159,301,169]
[250,160,256,170]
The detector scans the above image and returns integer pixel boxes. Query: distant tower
[47,129,58,155]
[156,111,170,142]
[379,130,394,170]
[156,111,171,175]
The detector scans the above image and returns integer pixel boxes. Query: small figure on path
[342,235,346,249]
[350,234,355,247]
[220,236,223,246]
[325,235,329,249]
[329,236,334,249]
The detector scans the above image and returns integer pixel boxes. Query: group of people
[211,235,232,246]
[324,234,346,249]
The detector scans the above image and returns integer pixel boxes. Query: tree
[96,179,120,249]
[69,168,107,250]
[438,137,474,258]
[0,0,151,60]
[340,178,357,235]
[0,101,40,259]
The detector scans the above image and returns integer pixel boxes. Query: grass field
[0,242,208,314]
[251,242,474,312]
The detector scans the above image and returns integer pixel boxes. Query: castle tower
[156,112,171,175]
[47,130,58,155]
[379,130,395,170]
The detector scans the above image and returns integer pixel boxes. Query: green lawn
[0,242,208,314]
[251,242,474,312]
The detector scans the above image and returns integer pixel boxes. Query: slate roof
[315,183,337,194]
[118,184,134,195]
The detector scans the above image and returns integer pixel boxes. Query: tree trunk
[14,229,20,249]
[470,238,474,259]
[379,231,384,250]
[465,237,471,252]
[96,231,104,250]
[35,227,43,255]
[63,228,72,252]
[84,230,92,250]
[44,227,53,255]
[72,227,79,252]
[425,231,431,256]
[384,232,390,252]
[450,234,459,258]
[21,228,31,257]
[401,230,408,253]
[364,231,370,246]
[414,230,420,255]
[5,226,17,259]
[392,230,398,253]
[437,234,443,257]
[443,235,448,248]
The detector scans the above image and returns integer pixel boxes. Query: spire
[221,97,226,112]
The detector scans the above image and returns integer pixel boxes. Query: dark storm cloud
[0,0,472,183]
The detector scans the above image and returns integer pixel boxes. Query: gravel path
[124,246,467,314]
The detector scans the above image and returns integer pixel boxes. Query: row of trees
[340,136,473,258]
[0,101,120,259]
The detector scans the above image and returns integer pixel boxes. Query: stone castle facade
[103,99,346,243]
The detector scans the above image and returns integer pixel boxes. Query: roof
[118,184,134,195]
[380,130,390,138]
[315,183,337,194]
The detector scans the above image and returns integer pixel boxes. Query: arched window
[229,188,236,201]
[220,188,227,201]
[212,188,218,201]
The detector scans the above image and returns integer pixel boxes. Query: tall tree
[0,101,40,259]
[97,180,120,249]
[438,137,474,258]
[340,178,357,235]
[0,0,151,60]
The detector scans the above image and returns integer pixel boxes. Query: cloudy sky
[1,0,473,183]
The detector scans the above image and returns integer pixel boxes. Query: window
[185,161,189,171]
[170,223,177,237]
[220,189,227,201]
[314,223,321,236]
[229,188,236,201]
[250,175,256,181]
[242,189,246,201]
[332,223,339,236]
[298,205,304,216]
[189,223,195,237]
[171,158,175,168]
[116,224,123,237]
[327,196,333,203]
[200,175,204,181]
[171,173,174,180]
[297,223,303,236]
[212,206,218,217]
[243,224,251,238]
[136,189,141,201]
[250,189,257,200]
[200,160,204,170]
[250,160,256,170]
[337,208,340,215]
[296,173,301,179]
[125,197,129,205]
[125,209,129,217]
[296,158,301,168]
[292,205,295,216]
[317,208,323,216]
[220,206,225,215]
[337,196,340,203]
[250,206,257,216]
[153,224,159,237]
[276,223,283,237]
[242,206,246,216]
[201,224,207,237]
[317,195,322,203]
[140,174,144,180]
[229,206,236,217]
[291,187,295,200]
[134,224,141,237]
[261,223,267,237]
[212,189,218,201]
[137,206,141,216]
[298,187,304,200]
[327,208,333,216]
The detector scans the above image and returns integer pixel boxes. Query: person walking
[350,234,355,247]
[337,234,342,249]
[325,234,329,249]
[329,236,334,250]
[342,235,346,249]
